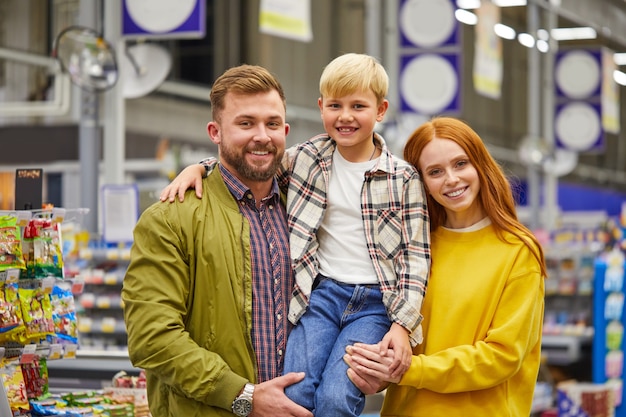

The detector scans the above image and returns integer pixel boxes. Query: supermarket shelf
[46,349,140,390]
[541,334,593,366]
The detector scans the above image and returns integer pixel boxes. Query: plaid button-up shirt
[282,133,431,346]
[219,164,292,382]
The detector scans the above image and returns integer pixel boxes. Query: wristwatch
[231,383,255,416]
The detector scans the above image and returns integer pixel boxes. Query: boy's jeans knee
[284,276,391,417]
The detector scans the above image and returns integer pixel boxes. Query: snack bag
[19,287,55,343]
[49,285,79,345]
[21,356,49,399]
[0,283,26,343]
[0,215,26,272]
[23,218,64,279]
[0,360,29,415]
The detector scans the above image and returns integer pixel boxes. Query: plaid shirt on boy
[283,133,431,346]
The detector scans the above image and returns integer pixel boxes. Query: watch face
[233,398,252,416]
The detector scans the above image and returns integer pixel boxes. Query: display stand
[592,252,626,416]
[0,208,85,415]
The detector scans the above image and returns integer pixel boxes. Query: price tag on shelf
[91,269,105,284]
[63,344,78,359]
[96,296,112,309]
[19,344,37,364]
[71,278,85,295]
[101,317,117,333]
[78,248,94,260]
[104,273,119,286]
[14,210,33,227]
[51,207,66,224]
[80,293,95,308]
[48,344,63,360]
[120,248,131,260]
[0,269,20,283]
[78,317,93,333]
[41,277,55,294]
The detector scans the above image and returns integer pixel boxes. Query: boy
[161,53,430,416]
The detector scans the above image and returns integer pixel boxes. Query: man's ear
[207,121,220,145]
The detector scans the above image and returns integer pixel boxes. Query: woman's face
[418,137,485,228]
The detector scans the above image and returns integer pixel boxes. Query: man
[122,64,312,417]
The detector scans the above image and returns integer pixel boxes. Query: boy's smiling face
[318,90,388,162]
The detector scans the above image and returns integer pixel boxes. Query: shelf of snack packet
[67,243,131,351]
[536,211,626,417]
[1,350,150,417]
[0,208,148,416]
[540,221,608,367]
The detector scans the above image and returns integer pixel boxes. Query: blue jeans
[283,276,391,417]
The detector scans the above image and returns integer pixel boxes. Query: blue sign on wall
[122,0,205,39]
[516,180,626,217]
[397,0,462,116]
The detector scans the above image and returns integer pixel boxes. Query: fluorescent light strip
[456,0,527,8]
[493,0,527,6]
[456,0,480,9]
[455,9,478,25]
[551,27,597,41]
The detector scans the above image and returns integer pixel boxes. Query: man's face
[207,90,289,185]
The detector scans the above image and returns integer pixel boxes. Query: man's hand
[250,372,313,417]
[159,164,206,202]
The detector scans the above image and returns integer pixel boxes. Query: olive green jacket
[122,168,256,416]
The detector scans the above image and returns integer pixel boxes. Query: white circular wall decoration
[400,54,458,115]
[555,50,601,99]
[126,0,197,33]
[399,0,456,48]
[120,43,172,99]
[555,102,601,151]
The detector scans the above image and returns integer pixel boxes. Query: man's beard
[221,143,283,182]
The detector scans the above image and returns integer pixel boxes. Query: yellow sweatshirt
[381,224,545,417]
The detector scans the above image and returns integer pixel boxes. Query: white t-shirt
[317,148,379,285]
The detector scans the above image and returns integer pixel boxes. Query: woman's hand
[344,342,399,395]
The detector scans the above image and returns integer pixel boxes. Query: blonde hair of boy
[319,53,389,104]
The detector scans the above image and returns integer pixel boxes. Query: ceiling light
[537,40,550,53]
[537,29,550,41]
[494,23,516,40]
[614,70,626,86]
[455,9,478,25]
[456,0,481,9]
[614,53,626,66]
[551,27,597,41]
[518,33,535,48]
[493,0,527,6]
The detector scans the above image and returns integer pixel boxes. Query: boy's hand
[160,164,206,202]
[379,323,412,379]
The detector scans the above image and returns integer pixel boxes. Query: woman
[345,116,546,417]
